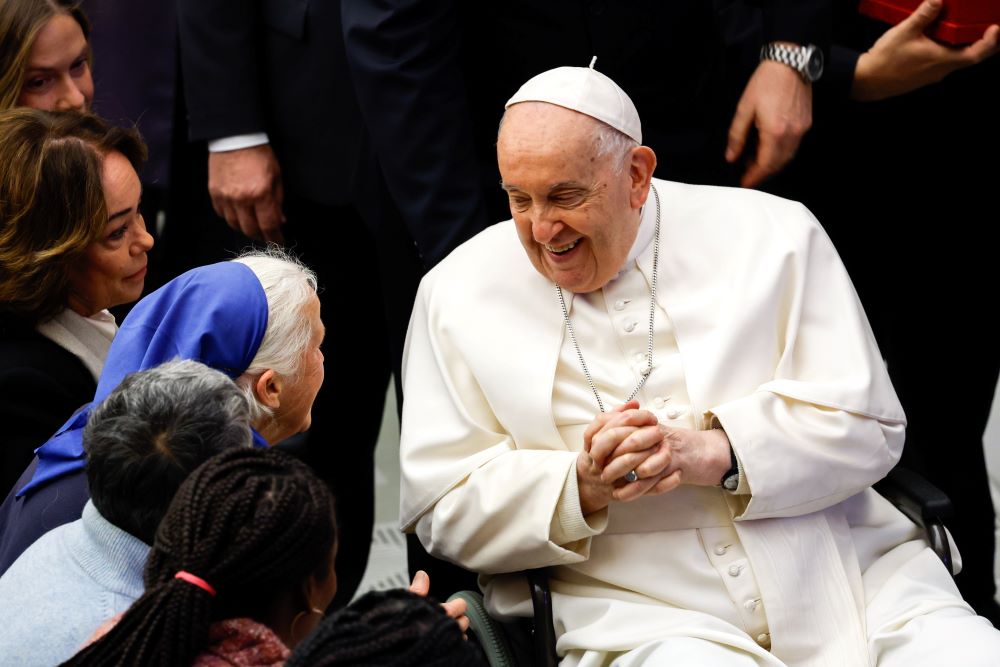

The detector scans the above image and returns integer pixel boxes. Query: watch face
[806,48,824,81]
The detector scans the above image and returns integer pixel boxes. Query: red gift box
[859,0,1000,44]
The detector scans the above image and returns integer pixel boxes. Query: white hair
[592,122,639,175]
[232,247,319,423]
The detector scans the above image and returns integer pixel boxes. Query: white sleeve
[401,280,607,574]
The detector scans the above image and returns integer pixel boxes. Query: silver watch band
[760,42,823,82]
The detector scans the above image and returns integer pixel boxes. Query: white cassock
[400,179,997,666]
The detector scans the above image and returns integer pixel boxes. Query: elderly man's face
[498,103,647,293]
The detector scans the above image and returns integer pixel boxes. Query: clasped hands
[577,400,733,516]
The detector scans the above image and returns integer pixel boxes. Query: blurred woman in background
[0,0,92,111]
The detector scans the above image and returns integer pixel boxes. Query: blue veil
[17,261,270,496]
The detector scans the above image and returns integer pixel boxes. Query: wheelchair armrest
[450,574,559,667]
[449,590,518,666]
[527,568,559,667]
[873,466,954,572]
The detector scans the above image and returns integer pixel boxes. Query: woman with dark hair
[0,1,149,493]
[66,447,339,666]
[0,108,152,492]
[0,0,92,111]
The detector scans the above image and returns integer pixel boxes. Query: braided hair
[65,447,337,666]
[286,589,486,667]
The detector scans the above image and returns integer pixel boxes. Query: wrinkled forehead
[499,102,599,141]
[497,102,606,169]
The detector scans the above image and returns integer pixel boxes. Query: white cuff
[208,133,270,153]
[550,462,608,546]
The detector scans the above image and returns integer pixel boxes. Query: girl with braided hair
[65,446,338,666]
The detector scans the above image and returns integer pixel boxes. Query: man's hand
[408,570,470,635]
[726,59,813,188]
[852,0,999,102]
[600,426,733,492]
[207,144,286,244]
[578,402,662,514]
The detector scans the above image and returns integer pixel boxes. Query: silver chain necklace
[556,184,660,414]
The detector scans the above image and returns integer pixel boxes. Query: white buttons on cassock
[744,598,760,611]
[624,320,637,333]
[713,544,728,556]
[756,633,770,646]
[633,353,646,364]
[614,298,630,311]
[728,564,743,577]
[653,396,665,409]
[666,408,681,419]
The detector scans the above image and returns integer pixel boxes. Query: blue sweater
[0,500,148,665]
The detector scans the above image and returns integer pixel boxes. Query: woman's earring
[290,606,324,645]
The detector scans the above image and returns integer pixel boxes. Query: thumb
[408,570,430,596]
[903,0,943,34]
[726,103,753,163]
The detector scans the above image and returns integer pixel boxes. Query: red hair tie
[174,571,217,597]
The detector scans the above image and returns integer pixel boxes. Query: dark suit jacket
[0,321,94,495]
[178,0,490,269]
[177,0,365,209]
[341,0,833,252]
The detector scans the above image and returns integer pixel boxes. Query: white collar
[36,309,117,381]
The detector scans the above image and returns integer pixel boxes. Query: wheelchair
[449,466,955,667]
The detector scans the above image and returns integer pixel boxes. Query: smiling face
[67,150,153,316]
[498,103,653,294]
[17,13,93,111]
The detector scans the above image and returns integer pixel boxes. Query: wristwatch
[759,42,824,83]
[720,445,740,492]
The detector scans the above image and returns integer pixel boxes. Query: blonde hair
[0,0,90,111]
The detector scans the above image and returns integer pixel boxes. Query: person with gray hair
[0,359,252,667]
[0,248,323,575]
[400,64,1000,665]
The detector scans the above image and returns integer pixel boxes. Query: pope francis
[398,64,1000,666]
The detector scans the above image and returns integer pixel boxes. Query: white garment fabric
[605,637,781,667]
[208,133,270,152]
[400,180,997,666]
[551,198,770,646]
[36,309,117,382]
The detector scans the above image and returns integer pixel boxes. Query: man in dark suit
[175,0,474,606]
